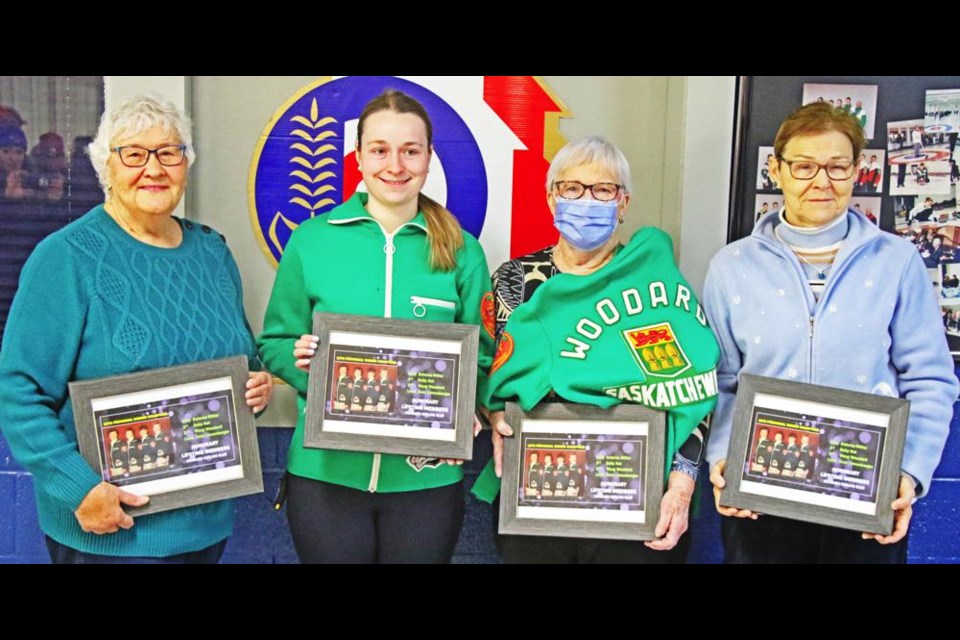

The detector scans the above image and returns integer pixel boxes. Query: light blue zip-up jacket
[703,210,958,496]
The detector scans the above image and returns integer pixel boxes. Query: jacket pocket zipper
[411,295,456,318]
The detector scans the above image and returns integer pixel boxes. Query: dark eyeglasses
[112,144,187,168]
[777,156,855,181]
[553,180,622,202]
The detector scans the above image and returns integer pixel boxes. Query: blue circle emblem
[250,76,488,265]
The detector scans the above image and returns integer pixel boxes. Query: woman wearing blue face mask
[472,136,720,564]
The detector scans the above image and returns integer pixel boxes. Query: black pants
[45,536,227,564]
[286,474,465,564]
[722,515,908,564]
[492,496,690,564]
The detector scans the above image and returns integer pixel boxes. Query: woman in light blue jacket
[704,101,958,564]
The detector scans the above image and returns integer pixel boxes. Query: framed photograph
[720,374,909,535]
[852,149,885,196]
[499,402,665,541]
[924,88,960,134]
[801,82,878,139]
[849,196,881,226]
[754,195,782,223]
[304,312,479,460]
[887,119,952,167]
[69,356,263,516]
[755,146,779,191]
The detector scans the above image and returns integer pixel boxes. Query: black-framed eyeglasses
[112,144,187,168]
[553,180,622,202]
[777,156,855,181]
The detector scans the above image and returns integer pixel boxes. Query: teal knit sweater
[0,205,258,557]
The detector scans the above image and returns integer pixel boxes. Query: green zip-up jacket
[258,193,495,492]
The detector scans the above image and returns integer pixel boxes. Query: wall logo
[622,322,691,378]
[249,76,571,270]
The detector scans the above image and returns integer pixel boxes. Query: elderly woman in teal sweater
[0,94,273,564]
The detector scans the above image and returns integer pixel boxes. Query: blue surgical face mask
[553,196,620,251]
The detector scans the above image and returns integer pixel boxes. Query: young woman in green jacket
[258,90,495,564]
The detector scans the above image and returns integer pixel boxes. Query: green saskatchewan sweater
[0,206,258,556]
[257,193,495,492]
[473,227,720,502]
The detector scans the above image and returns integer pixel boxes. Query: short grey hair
[88,94,196,197]
[545,135,632,196]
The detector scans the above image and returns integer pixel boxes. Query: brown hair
[356,90,464,272]
[773,102,865,160]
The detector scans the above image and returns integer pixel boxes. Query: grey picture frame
[499,402,666,541]
[304,312,479,460]
[721,373,909,535]
[69,356,263,517]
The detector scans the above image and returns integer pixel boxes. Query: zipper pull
[808,317,814,338]
[368,453,382,493]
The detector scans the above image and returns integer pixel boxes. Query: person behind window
[0,125,29,200]
[68,135,103,211]
[0,104,26,128]
[25,132,66,201]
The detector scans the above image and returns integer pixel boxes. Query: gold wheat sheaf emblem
[268,98,340,256]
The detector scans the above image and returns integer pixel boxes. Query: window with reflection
[0,76,104,343]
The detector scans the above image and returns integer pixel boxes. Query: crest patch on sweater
[481,292,496,338]
[491,331,514,374]
[623,322,691,378]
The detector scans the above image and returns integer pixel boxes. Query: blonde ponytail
[419,193,464,272]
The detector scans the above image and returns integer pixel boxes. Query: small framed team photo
[499,401,665,541]
[720,373,909,535]
[69,356,263,516]
[304,312,479,460]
